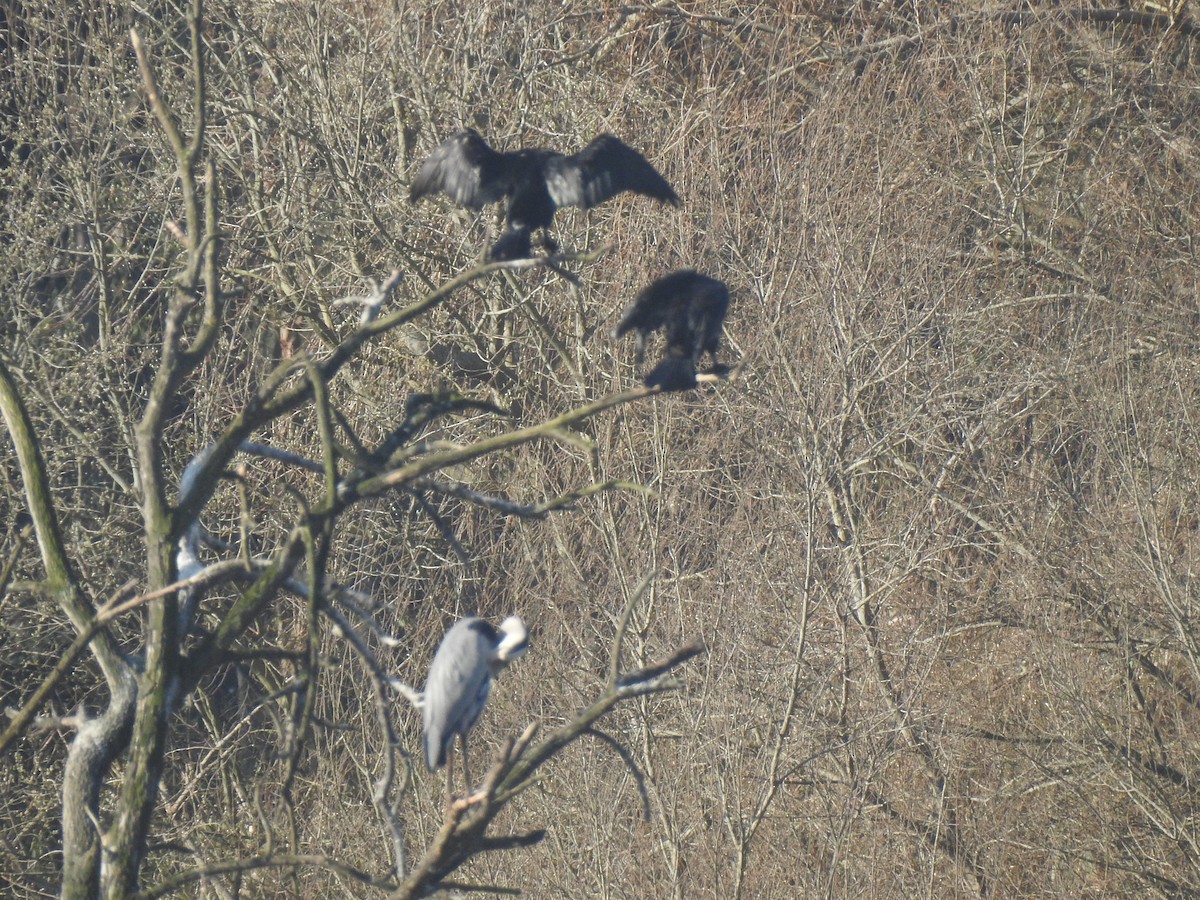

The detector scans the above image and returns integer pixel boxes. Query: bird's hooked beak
[492,615,529,665]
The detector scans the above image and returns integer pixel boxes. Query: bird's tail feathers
[488,229,533,261]
[425,730,447,770]
[644,357,697,392]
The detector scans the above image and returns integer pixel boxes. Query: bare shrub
[4,2,1200,898]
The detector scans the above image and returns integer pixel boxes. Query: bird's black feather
[544,134,680,210]
[410,130,679,260]
[613,270,731,391]
[408,129,509,209]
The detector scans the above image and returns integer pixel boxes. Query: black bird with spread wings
[613,269,731,392]
[409,129,681,261]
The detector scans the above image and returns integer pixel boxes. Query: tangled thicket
[3,1,1200,897]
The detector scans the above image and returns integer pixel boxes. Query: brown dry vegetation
[3,0,1200,897]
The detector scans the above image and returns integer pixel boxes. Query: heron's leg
[444,747,455,809]
[539,230,559,256]
[460,733,474,794]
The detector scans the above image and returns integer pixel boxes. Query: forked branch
[391,638,704,899]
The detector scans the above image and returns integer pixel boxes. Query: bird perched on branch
[423,615,528,799]
[612,269,731,391]
[409,129,680,261]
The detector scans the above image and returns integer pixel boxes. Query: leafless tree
[0,2,709,897]
[4,1,1200,898]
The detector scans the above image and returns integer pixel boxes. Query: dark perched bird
[423,615,528,798]
[612,269,730,391]
[409,129,680,260]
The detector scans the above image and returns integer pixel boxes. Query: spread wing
[612,294,669,350]
[545,134,680,210]
[612,269,700,340]
[613,270,728,365]
[409,130,509,209]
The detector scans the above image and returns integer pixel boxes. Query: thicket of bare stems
[3,1,1200,897]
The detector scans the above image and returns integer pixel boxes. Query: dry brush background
[2,0,1200,897]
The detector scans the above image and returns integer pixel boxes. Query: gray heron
[423,614,528,800]
[612,269,731,391]
[409,129,680,261]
